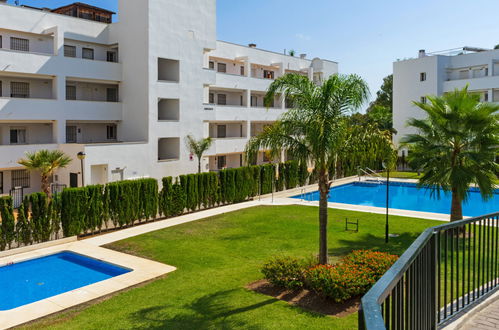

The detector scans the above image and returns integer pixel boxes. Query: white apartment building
[0,0,337,196]
[393,47,499,151]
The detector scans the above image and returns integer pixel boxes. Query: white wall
[0,122,53,145]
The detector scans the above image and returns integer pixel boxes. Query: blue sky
[10,0,499,108]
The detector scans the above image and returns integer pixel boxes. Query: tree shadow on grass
[129,289,276,329]
[329,232,421,259]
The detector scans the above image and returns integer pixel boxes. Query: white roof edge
[216,40,338,64]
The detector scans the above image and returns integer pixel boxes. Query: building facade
[0,0,337,196]
[393,47,499,151]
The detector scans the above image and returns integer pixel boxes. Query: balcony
[0,49,121,82]
[201,104,284,122]
[0,144,58,169]
[443,75,499,92]
[64,101,122,121]
[206,137,249,156]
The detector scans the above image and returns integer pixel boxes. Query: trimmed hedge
[0,161,310,251]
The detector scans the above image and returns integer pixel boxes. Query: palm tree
[18,150,72,198]
[402,87,499,221]
[246,73,370,264]
[186,135,213,173]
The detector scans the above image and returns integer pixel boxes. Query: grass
[379,171,421,179]
[23,205,442,330]
[380,171,499,185]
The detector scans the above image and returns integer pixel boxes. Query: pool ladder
[357,167,384,183]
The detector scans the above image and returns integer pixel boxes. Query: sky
[10,0,499,109]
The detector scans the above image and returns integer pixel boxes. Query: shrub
[16,201,32,246]
[0,196,15,249]
[304,250,398,303]
[261,256,316,290]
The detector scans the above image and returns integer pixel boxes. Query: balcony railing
[359,211,499,330]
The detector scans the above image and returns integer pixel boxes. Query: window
[0,36,2,48]
[107,51,118,63]
[64,45,76,57]
[217,125,226,138]
[106,87,119,102]
[217,94,226,105]
[0,81,2,97]
[11,169,30,188]
[11,82,29,98]
[0,172,3,194]
[66,126,77,143]
[240,66,245,76]
[106,125,117,140]
[263,70,274,79]
[66,85,76,100]
[240,95,243,106]
[209,93,214,104]
[82,48,94,60]
[10,37,29,52]
[420,96,427,104]
[217,155,226,169]
[217,63,227,73]
[209,61,215,70]
[240,154,243,167]
[459,70,468,80]
[420,72,426,81]
[251,95,257,107]
[484,92,489,102]
[10,128,26,144]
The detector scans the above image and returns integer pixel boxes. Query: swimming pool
[0,251,131,310]
[293,181,498,217]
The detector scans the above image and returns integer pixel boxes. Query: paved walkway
[462,297,499,329]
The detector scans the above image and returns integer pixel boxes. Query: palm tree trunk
[41,174,51,198]
[198,158,202,174]
[450,188,463,222]
[318,169,329,264]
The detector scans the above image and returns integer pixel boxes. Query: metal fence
[359,212,499,330]
[51,183,67,195]
[9,187,24,209]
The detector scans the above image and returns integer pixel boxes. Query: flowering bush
[304,250,398,303]
[261,256,316,290]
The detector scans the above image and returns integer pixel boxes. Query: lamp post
[382,161,390,243]
[77,152,86,187]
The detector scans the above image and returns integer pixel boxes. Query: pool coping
[0,241,176,329]
[275,177,461,221]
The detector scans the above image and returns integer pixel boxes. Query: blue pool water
[293,182,498,217]
[0,251,131,310]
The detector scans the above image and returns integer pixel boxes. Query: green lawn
[24,206,441,330]
[379,171,421,179]
[379,171,499,185]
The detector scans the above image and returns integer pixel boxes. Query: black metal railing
[359,212,499,330]
[51,183,67,195]
[9,187,24,209]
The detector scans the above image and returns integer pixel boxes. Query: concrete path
[462,297,499,329]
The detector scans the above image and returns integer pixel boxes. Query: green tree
[246,73,369,264]
[186,135,213,173]
[402,87,499,221]
[367,74,393,130]
[18,150,72,198]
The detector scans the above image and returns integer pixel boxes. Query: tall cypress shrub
[61,187,87,237]
[140,178,158,221]
[49,193,62,239]
[0,196,15,249]
[86,185,104,233]
[16,201,32,246]
[159,177,173,217]
[30,193,51,243]
[170,180,186,216]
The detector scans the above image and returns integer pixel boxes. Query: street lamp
[382,161,390,243]
[77,152,86,187]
